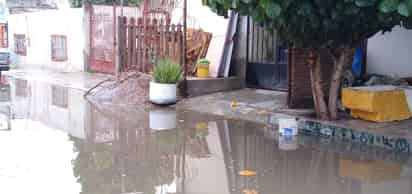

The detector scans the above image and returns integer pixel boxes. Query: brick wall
[288,48,337,109]
[288,48,314,108]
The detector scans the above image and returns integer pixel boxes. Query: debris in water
[85,72,152,107]
[239,170,257,176]
[231,101,238,107]
[242,190,258,194]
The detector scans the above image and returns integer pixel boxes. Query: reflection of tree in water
[226,120,362,194]
[71,128,185,194]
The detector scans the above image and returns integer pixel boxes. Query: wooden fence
[118,16,184,73]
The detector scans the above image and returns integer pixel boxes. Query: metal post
[120,0,124,16]
[114,2,120,78]
[143,0,149,14]
[88,2,94,72]
[183,0,188,96]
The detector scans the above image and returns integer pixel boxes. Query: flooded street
[1,77,412,194]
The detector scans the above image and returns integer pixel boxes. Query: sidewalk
[4,69,112,92]
[178,88,412,153]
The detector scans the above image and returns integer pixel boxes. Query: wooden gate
[118,16,184,73]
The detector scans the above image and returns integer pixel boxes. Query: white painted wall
[367,26,412,78]
[10,79,87,139]
[172,1,229,77]
[8,8,85,72]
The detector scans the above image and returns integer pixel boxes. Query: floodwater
[1,77,412,194]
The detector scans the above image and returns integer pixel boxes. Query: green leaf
[398,2,410,16]
[264,2,282,18]
[379,0,400,13]
[297,3,313,16]
[355,0,376,7]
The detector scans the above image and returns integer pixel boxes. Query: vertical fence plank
[127,18,133,71]
[118,16,127,72]
[177,24,183,65]
[123,16,129,71]
[137,18,143,72]
[159,19,165,59]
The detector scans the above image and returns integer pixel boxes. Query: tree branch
[326,47,339,64]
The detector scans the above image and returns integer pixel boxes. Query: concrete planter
[149,81,177,105]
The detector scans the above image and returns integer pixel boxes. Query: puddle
[1,77,412,194]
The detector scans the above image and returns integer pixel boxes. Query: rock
[364,74,409,86]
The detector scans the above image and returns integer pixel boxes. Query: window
[15,79,29,97]
[51,85,68,108]
[51,35,67,61]
[14,34,26,56]
[0,23,8,48]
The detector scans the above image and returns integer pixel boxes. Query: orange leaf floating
[231,101,238,107]
[239,170,257,176]
[242,189,258,194]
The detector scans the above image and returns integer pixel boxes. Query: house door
[87,4,120,74]
[246,17,288,91]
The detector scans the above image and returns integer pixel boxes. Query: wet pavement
[4,69,111,92]
[1,77,412,194]
[179,89,412,152]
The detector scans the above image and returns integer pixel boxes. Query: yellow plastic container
[342,86,411,122]
[196,59,210,78]
[197,66,209,78]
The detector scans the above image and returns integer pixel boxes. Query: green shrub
[152,59,183,84]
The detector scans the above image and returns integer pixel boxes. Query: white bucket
[278,135,299,151]
[278,118,298,136]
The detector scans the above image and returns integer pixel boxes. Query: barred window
[0,23,8,48]
[51,35,67,61]
[14,34,26,56]
[51,85,68,108]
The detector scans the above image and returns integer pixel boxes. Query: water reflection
[0,75,10,130]
[1,78,412,194]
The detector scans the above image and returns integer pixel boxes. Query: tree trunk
[309,50,330,120]
[309,51,320,118]
[310,65,320,118]
[328,49,351,120]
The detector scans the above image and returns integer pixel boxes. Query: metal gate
[246,17,288,91]
[87,4,141,74]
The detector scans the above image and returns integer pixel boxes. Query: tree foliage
[202,0,412,48]
[203,0,412,120]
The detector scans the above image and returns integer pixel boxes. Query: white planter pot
[149,109,177,130]
[150,81,177,105]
